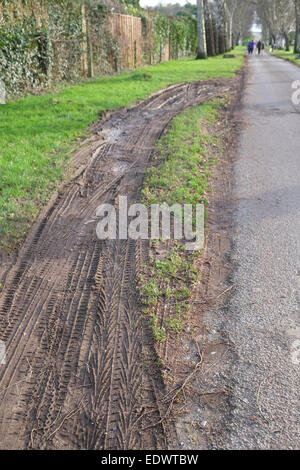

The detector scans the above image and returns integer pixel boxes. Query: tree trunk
[213,16,219,55]
[228,14,233,50]
[221,0,229,52]
[204,0,216,56]
[295,0,300,53]
[196,0,207,59]
[284,32,290,52]
[219,28,226,54]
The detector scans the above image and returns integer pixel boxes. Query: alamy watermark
[0,80,6,104]
[292,80,300,108]
[0,340,6,365]
[291,340,300,366]
[95,196,204,251]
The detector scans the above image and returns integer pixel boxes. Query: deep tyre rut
[0,79,235,449]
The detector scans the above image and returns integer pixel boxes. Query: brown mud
[0,77,240,450]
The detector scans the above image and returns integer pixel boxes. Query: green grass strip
[270,48,300,67]
[139,100,224,343]
[0,47,244,248]
[141,101,222,208]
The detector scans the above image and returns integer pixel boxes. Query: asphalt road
[222,53,300,449]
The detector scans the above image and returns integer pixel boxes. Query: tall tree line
[197,0,254,59]
[256,0,300,53]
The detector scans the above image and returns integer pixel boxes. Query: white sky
[140,0,196,7]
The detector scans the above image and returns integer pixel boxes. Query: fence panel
[108,13,143,69]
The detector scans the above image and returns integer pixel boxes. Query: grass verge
[139,101,225,345]
[0,48,244,250]
[270,48,300,67]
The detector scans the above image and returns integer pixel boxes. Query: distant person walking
[257,40,262,54]
[248,39,255,55]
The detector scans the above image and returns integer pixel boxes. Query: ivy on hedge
[0,1,122,97]
[87,1,120,74]
[47,1,83,82]
[0,17,46,95]
[0,0,197,98]
[153,13,197,61]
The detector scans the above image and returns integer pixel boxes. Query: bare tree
[211,0,227,54]
[232,0,254,46]
[276,0,295,50]
[256,0,277,45]
[196,0,208,59]
[204,0,216,56]
[199,0,253,57]
[226,0,238,50]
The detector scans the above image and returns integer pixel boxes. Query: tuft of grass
[175,285,191,301]
[155,249,185,277]
[0,48,245,249]
[150,314,166,343]
[140,280,160,306]
[164,316,184,334]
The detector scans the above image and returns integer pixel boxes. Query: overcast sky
[140,0,196,7]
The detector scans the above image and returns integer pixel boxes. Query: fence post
[81,4,89,77]
[84,4,94,78]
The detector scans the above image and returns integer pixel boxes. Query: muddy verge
[0,77,240,450]
[163,72,245,450]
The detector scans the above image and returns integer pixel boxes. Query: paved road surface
[221,53,300,449]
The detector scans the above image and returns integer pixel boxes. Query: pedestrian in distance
[248,39,255,55]
[257,40,262,54]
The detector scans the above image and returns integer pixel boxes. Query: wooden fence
[108,13,143,69]
[0,2,191,95]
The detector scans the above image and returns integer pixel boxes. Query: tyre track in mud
[0,79,235,449]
